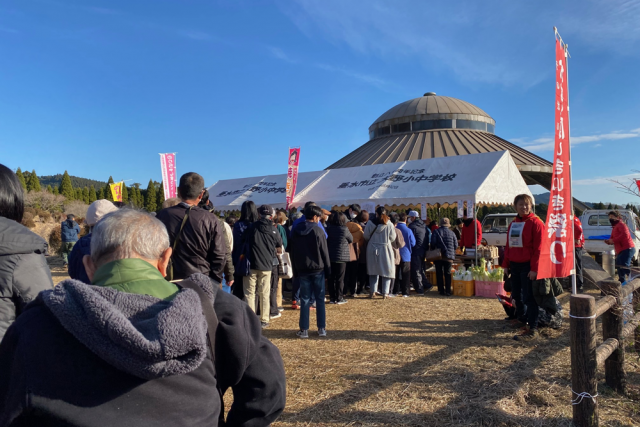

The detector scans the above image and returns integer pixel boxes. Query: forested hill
[38,174,106,190]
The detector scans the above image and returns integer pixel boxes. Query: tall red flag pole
[555,26,578,295]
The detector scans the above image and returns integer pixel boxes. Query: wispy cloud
[267,46,297,63]
[515,129,640,152]
[0,26,18,34]
[178,30,216,41]
[315,63,387,88]
[574,172,639,186]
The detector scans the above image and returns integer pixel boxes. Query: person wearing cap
[407,210,432,294]
[430,218,458,296]
[68,200,118,284]
[241,204,282,329]
[60,214,81,266]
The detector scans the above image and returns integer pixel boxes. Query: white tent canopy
[291,151,532,208]
[207,170,327,211]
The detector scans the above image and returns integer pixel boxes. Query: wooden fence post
[570,294,598,427]
[600,280,626,393]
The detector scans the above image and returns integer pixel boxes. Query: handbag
[348,242,359,262]
[425,230,445,262]
[166,206,192,281]
[278,252,293,279]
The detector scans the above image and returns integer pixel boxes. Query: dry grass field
[47,257,640,426]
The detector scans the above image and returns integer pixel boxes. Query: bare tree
[608,170,640,199]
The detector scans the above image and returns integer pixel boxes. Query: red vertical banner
[538,39,574,279]
[635,179,640,194]
[285,148,300,210]
[159,153,177,198]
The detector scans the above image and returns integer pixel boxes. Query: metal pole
[474,203,478,266]
[556,27,578,295]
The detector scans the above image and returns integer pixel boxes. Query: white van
[480,213,516,247]
[580,209,640,265]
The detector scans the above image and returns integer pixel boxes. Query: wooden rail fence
[570,278,640,426]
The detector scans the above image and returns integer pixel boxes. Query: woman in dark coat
[0,163,54,341]
[430,218,458,296]
[326,212,353,304]
[231,201,259,299]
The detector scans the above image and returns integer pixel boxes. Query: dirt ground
[47,258,639,426]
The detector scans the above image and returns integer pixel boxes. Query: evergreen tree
[89,185,97,203]
[75,188,83,201]
[121,184,129,204]
[27,169,42,192]
[82,187,90,204]
[607,203,613,210]
[98,187,105,200]
[15,168,27,190]
[105,176,115,202]
[59,171,75,199]
[156,182,165,211]
[46,185,53,194]
[145,180,157,212]
[52,186,59,196]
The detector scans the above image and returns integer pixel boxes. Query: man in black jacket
[157,172,226,283]
[242,205,282,329]
[407,211,433,294]
[0,208,286,427]
[289,205,331,338]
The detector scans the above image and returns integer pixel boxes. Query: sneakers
[318,328,327,337]
[329,301,337,304]
[292,302,300,310]
[296,329,309,339]
[337,298,348,305]
[387,293,396,298]
[270,313,282,319]
[402,294,409,298]
[514,328,539,341]
[310,304,316,310]
[261,322,269,329]
[278,306,284,312]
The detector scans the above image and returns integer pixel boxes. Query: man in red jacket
[502,195,545,341]
[574,215,585,291]
[460,210,482,248]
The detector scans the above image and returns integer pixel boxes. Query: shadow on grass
[271,318,580,427]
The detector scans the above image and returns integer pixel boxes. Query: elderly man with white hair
[0,208,286,426]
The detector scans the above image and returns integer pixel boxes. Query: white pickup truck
[481,213,516,247]
[580,209,640,266]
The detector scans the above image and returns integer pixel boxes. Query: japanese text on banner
[538,39,574,279]
[159,153,177,199]
[109,182,123,202]
[285,148,300,210]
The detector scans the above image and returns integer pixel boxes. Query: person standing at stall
[605,210,636,283]
[430,218,458,296]
[460,210,482,248]
[502,194,545,341]
[363,207,397,299]
[326,212,353,304]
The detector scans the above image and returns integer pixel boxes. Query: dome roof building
[327,92,555,191]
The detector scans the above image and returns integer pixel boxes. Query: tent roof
[292,151,532,208]
[206,170,327,211]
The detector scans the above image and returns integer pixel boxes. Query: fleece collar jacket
[92,258,179,300]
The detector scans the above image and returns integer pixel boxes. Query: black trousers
[232,272,244,300]
[510,261,539,329]
[270,264,279,316]
[391,261,411,295]
[575,247,584,288]
[411,252,427,293]
[434,260,452,294]
[356,262,369,294]
[345,261,358,295]
[328,262,347,302]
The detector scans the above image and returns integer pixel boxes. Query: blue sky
[1,0,639,204]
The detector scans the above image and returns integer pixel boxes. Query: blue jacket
[68,234,92,284]
[61,220,81,243]
[292,214,327,238]
[431,227,458,261]
[396,223,415,262]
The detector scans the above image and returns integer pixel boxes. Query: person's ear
[82,255,97,283]
[157,247,173,277]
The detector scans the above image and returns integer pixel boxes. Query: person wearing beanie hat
[67,200,118,284]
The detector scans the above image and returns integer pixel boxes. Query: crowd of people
[1,160,637,423]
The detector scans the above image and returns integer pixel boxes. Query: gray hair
[91,208,170,266]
